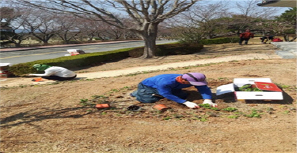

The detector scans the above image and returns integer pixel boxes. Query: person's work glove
[203,99,218,107]
[183,101,200,109]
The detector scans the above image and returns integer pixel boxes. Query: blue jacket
[141,74,212,104]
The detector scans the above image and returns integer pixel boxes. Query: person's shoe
[130,90,137,97]
[130,93,135,97]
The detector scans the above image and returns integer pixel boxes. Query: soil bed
[0,40,297,153]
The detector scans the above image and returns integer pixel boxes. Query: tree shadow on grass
[0,106,95,128]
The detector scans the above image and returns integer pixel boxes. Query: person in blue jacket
[130,72,217,109]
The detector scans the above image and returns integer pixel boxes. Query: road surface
[0,40,177,65]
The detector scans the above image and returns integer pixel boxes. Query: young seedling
[173,114,184,120]
[222,107,237,112]
[245,109,262,118]
[227,115,239,119]
[163,116,171,120]
[79,98,89,106]
[200,115,208,122]
[199,104,220,111]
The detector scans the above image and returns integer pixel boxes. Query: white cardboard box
[216,78,283,100]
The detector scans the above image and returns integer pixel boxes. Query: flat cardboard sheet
[216,83,235,96]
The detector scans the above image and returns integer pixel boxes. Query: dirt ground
[0,39,297,153]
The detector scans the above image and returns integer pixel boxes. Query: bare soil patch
[0,40,297,153]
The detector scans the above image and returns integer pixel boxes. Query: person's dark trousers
[131,83,189,103]
[244,38,250,44]
[239,38,250,45]
[42,75,77,81]
[131,83,163,103]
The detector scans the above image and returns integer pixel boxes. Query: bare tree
[20,0,198,58]
[187,2,231,39]
[22,9,59,45]
[104,25,124,40]
[76,18,109,41]
[0,4,31,47]
[55,15,81,44]
[167,1,231,42]
[234,0,279,32]
[157,21,173,40]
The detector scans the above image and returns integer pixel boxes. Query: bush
[198,37,239,45]
[128,47,144,58]
[155,43,203,56]
[180,37,240,45]
[128,42,203,57]
[9,42,203,76]
[284,29,296,34]
[9,48,133,76]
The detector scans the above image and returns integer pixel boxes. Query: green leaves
[238,84,262,92]
[245,109,262,118]
[222,107,237,112]
[276,7,297,25]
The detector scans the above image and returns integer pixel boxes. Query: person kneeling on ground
[260,34,274,44]
[29,64,77,81]
[130,72,217,109]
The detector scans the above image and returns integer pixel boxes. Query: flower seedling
[245,109,262,118]
[199,104,220,111]
[222,107,237,112]
[227,115,239,119]
[163,116,171,120]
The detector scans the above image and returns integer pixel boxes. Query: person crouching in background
[29,64,77,81]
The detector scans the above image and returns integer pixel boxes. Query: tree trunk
[142,34,156,58]
[140,23,158,59]
[290,36,297,42]
[14,41,21,47]
[283,34,289,42]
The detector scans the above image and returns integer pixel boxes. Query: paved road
[0,40,177,65]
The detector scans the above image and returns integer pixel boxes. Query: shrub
[180,37,239,45]
[198,37,239,45]
[128,42,203,57]
[155,43,203,56]
[8,42,205,76]
[9,48,133,76]
[128,47,144,58]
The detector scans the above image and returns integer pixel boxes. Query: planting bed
[0,41,297,153]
